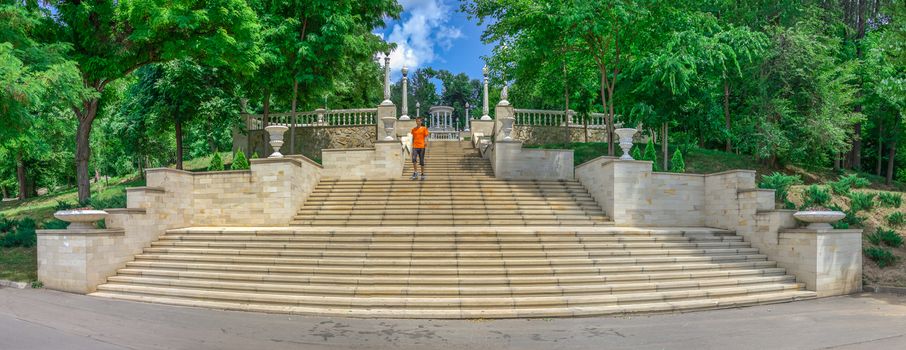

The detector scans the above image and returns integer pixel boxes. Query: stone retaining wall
[245,126,376,161]
[491,141,574,180]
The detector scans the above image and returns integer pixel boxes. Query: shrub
[897,168,906,183]
[864,247,898,268]
[54,200,75,211]
[801,185,831,208]
[251,151,259,159]
[630,145,642,161]
[0,217,36,248]
[866,228,883,245]
[89,192,126,210]
[830,174,871,195]
[643,139,660,171]
[208,152,225,171]
[887,212,906,227]
[880,228,904,248]
[848,192,876,212]
[669,149,685,173]
[878,192,902,208]
[830,204,864,229]
[231,149,250,170]
[0,216,18,233]
[759,172,802,206]
[42,219,69,230]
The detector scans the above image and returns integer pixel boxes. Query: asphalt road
[1,288,905,350]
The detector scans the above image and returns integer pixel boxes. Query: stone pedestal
[37,228,127,294]
[775,228,863,297]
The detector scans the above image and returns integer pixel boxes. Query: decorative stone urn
[501,117,515,141]
[53,209,108,230]
[382,117,396,141]
[264,125,289,158]
[793,210,846,229]
[614,128,638,160]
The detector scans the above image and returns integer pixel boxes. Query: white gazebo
[428,106,459,141]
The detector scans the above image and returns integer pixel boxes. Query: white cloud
[381,0,463,72]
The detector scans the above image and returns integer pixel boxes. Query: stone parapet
[321,141,403,180]
[491,141,574,180]
[36,229,126,294]
[776,228,863,297]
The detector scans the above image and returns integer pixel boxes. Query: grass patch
[0,176,144,224]
[865,246,899,268]
[879,192,902,208]
[888,212,906,228]
[0,247,37,282]
[182,152,234,172]
[848,192,876,212]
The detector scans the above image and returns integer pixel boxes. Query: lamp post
[464,102,470,131]
[416,102,420,120]
[481,65,491,120]
[400,66,410,120]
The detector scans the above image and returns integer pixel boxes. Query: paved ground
[1,288,905,350]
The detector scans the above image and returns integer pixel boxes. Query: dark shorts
[412,148,426,166]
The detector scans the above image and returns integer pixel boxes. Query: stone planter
[53,210,108,230]
[381,117,396,141]
[264,125,289,158]
[614,128,638,160]
[793,210,846,229]
[501,117,515,141]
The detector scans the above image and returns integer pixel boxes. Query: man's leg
[410,150,419,180]
[419,148,426,180]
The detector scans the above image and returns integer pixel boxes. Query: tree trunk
[662,123,669,171]
[876,121,883,176]
[886,139,896,185]
[75,98,100,203]
[16,151,28,200]
[852,118,862,170]
[290,80,298,155]
[887,120,898,185]
[175,117,184,170]
[723,79,732,152]
[262,89,271,127]
[834,153,841,172]
[1,185,7,199]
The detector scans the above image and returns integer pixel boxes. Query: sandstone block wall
[774,229,863,297]
[247,126,376,161]
[491,141,574,180]
[321,141,404,180]
[37,229,126,293]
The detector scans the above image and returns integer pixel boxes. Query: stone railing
[514,109,574,126]
[245,108,378,131]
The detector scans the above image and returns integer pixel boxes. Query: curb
[0,279,29,289]
[864,285,906,295]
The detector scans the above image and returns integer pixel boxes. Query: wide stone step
[103,274,797,298]
[132,253,770,267]
[139,247,760,259]
[163,227,732,237]
[124,259,776,277]
[149,240,751,251]
[115,266,785,286]
[90,283,812,319]
[157,234,743,245]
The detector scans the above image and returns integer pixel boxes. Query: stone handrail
[245,108,378,130]
[513,109,574,126]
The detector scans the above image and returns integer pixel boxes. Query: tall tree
[41,0,261,202]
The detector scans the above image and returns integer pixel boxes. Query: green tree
[231,149,250,170]
[670,149,685,173]
[208,153,225,172]
[643,139,660,171]
[42,0,262,202]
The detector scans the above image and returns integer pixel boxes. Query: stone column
[481,65,491,120]
[381,54,392,106]
[464,103,470,131]
[416,102,421,119]
[400,66,410,120]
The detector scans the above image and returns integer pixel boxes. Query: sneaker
[410,172,418,180]
[420,174,426,181]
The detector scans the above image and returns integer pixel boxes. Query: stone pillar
[377,101,396,141]
[381,54,392,106]
[464,103,471,132]
[774,228,863,297]
[400,66,410,120]
[481,65,491,120]
[494,88,515,141]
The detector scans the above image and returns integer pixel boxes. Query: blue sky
[378,0,493,80]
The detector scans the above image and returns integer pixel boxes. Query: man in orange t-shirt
[410,117,430,180]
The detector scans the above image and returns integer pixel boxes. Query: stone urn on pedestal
[793,209,846,229]
[54,209,109,230]
[500,117,515,141]
[614,128,638,160]
[264,125,289,158]
[382,117,396,141]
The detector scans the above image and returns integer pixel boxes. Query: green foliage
[208,153,225,172]
[759,172,801,206]
[868,227,904,248]
[829,204,864,229]
[830,174,870,195]
[847,192,876,212]
[669,149,685,173]
[631,145,642,161]
[887,212,906,227]
[878,192,902,208]
[231,149,250,170]
[41,219,69,230]
[54,201,75,211]
[0,217,36,248]
[801,185,831,208]
[0,216,19,233]
[643,140,660,171]
[864,247,898,268]
[88,193,126,210]
[251,152,259,160]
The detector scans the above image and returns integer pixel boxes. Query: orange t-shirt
[411,126,429,148]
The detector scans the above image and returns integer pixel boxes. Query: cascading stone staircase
[90,141,816,318]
